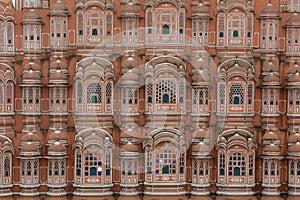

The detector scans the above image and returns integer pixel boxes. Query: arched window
[155,149,176,174]
[156,80,176,104]
[229,153,245,176]
[84,152,102,176]
[92,29,98,36]
[162,25,170,34]
[77,82,83,104]
[163,94,169,103]
[87,83,102,104]
[219,84,226,104]
[90,167,97,176]
[219,153,225,176]
[229,84,244,104]
[233,31,239,37]
[4,157,10,177]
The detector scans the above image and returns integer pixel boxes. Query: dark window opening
[92,29,98,36]
[219,32,224,38]
[162,25,170,34]
[233,31,239,37]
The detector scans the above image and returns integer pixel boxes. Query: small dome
[121,142,139,152]
[48,129,67,142]
[122,56,137,69]
[50,60,68,71]
[286,13,300,27]
[21,143,40,155]
[192,3,209,16]
[262,131,279,141]
[22,70,42,83]
[121,69,139,85]
[192,69,209,84]
[121,4,139,15]
[21,132,40,143]
[24,61,40,71]
[194,129,208,139]
[191,143,210,153]
[289,142,300,153]
[259,3,279,18]
[48,142,67,156]
[49,69,68,84]
[228,133,247,143]
[289,132,300,143]
[262,73,279,84]
[263,144,280,153]
[23,9,42,24]
[263,61,279,73]
[288,72,300,83]
[287,64,300,74]
[50,0,69,16]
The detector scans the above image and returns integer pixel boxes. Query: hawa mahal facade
[0,0,300,199]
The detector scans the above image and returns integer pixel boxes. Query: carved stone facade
[0,0,299,199]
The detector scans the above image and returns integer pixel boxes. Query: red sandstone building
[0,0,299,199]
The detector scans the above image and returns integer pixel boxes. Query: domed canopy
[20,143,40,156]
[191,142,210,155]
[21,61,42,85]
[262,131,279,141]
[287,64,300,74]
[263,144,280,153]
[122,55,138,69]
[263,61,279,73]
[121,4,139,16]
[48,129,67,142]
[119,68,139,86]
[23,9,42,24]
[288,72,300,83]
[50,60,68,71]
[21,132,40,143]
[286,13,300,27]
[49,69,68,84]
[288,133,300,143]
[259,3,279,18]
[50,0,69,16]
[262,73,280,85]
[22,70,42,84]
[288,142,300,154]
[121,142,139,153]
[192,3,209,17]
[48,141,67,156]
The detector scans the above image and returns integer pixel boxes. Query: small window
[247,32,251,38]
[90,167,97,176]
[179,28,183,34]
[92,29,98,36]
[233,31,239,37]
[233,96,240,104]
[30,36,34,40]
[57,33,61,37]
[79,30,83,35]
[162,94,169,103]
[220,168,225,175]
[148,28,152,34]
[249,169,253,176]
[162,25,170,34]
[234,167,240,176]
[219,32,224,38]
